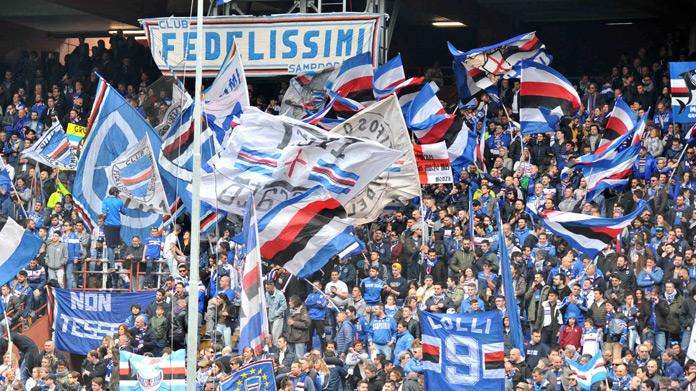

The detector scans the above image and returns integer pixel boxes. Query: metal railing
[74,258,173,292]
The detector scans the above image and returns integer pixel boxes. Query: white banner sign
[141,13,383,77]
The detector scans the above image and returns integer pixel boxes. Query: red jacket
[559,323,583,350]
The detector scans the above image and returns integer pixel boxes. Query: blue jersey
[360,277,385,305]
[145,236,162,258]
[101,196,125,226]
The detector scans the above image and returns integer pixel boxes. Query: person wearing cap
[101,186,126,271]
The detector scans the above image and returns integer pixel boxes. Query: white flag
[688,317,696,362]
[107,135,169,214]
[201,108,401,214]
[413,141,453,184]
[332,95,420,224]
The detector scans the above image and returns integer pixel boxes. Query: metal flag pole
[185,0,204,388]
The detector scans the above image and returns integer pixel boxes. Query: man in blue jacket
[393,321,414,364]
[304,280,328,351]
[62,222,82,289]
[368,304,396,361]
[101,187,125,271]
[360,266,385,319]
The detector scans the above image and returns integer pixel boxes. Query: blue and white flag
[0,160,10,193]
[200,108,401,215]
[580,142,641,201]
[119,349,186,391]
[20,122,77,170]
[239,194,269,356]
[446,119,476,182]
[52,289,155,355]
[106,135,169,215]
[0,216,43,287]
[73,76,164,242]
[258,186,358,278]
[496,209,525,357]
[220,360,277,391]
[203,38,249,135]
[373,54,406,99]
[574,101,643,165]
[449,32,547,102]
[420,311,505,390]
[565,355,607,391]
[670,61,696,123]
[526,200,646,258]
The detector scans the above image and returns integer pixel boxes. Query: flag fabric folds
[203,38,249,135]
[594,97,636,156]
[527,200,646,258]
[201,109,401,215]
[119,349,186,391]
[445,117,476,182]
[519,61,580,134]
[327,52,374,112]
[106,135,169,215]
[496,209,525,357]
[73,76,163,242]
[686,124,696,145]
[405,82,455,143]
[20,123,77,170]
[257,186,358,278]
[574,111,646,166]
[0,159,11,192]
[0,216,43,287]
[565,355,608,391]
[579,143,642,201]
[281,67,337,121]
[449,32,547,101]
[332,95,421,224]
[239,194,269,356]
[413,142,453,184]
[373,54,406,99]
[219,360,277,391]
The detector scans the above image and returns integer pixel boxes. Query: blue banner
[220,360,277,391]
[670,61,696,123]
[420,311,505,391]
[52,289,155,355]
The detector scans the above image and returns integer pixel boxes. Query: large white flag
[107,135,169,215]
[332,95,420,224]
[200,108,401,214]
[688,317,696,362]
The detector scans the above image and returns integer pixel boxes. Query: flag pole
[668,142,689,185]
[185,0,204,388]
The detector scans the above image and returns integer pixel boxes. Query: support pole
[185,0,204,388]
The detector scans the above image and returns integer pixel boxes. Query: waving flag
[155,81,189,134]
[73,76,163,242]
[0,216,43,287]
[239,194,269,356]
[686,124,696,145]
[327,52,374,113]
[449,32,547,101]
[527,200,646,258]
[373,55,406,99]
[281,67,337,120]
[332,95,421,224]
[203,38,249,135]
[519,61,580,134]
[574,112,647,166]
[496,209,525,357]
[200,109,401,215]
[220,360,276,391]
[258,186,358,278]
[119,349,186,391]
[107,135,169,215]
[565,355,607,391]
[21,123,77,170]
[580,142,642,200]
[595,97,636,156]
[405,82,456,143]
[445,117,476,182]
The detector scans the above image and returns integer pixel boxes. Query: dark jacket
[287,305,311,344]
[656,294,683,335]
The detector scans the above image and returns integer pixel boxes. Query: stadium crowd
[0,28,696,391]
